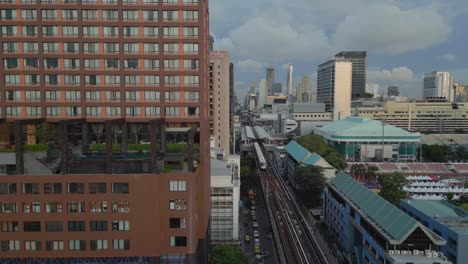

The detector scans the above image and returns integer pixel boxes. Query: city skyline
[210,0,468,99]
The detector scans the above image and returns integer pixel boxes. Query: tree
[297,135,347,171]
[455,146,468,161]
[210,244,248,264]
[422,144,448,162]
[240,157,256,195]
[324,151,347,171]
[350,164,366,182]
[295,165,326,208]
[379,172,409,206]
[365,166,380,184]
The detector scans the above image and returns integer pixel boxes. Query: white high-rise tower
[287,64,294,96]
[423,71,454,101]
[258,79,267,109]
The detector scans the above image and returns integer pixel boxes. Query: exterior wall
[335,51,367,99]
[423,72,454,101]
[209,51,231,153]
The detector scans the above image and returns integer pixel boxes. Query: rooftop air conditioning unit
[402,251,408,255]
[426,252,432,258]
[388,250,395,255]
[394,250,400,255]
[413,250,419,255]
[432,252,438,258]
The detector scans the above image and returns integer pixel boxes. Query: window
[90,201,108,213]
[183,27,198,37]
[183,43,198,53]
[26,107,41,117]
[123,10,138,20]
[113,239,130,250]
[41,9,57,20]
[66,107,82,117]
[69,240,86,251]
[112,183,129,193]
[0,203,18,213]
[106,91,121,101]
[143,26,158,37]
[86,91,101,101]
[43,42,59,53]
[112,201,129,213]
[144,75,159,86]
[89,183,106,194]
[107,107,121,117]
[83,26,99,37]
[185,107,199,117]
[124,75,140,85]
[0,240,20,251]
[6,107,21,117]
[3,42,18,52]
[22,9,37,20]
[145,91,160,101]
[84,42,100,53]
[124,43,139,53]
[45,91,61,101]
[46,221,64,232]
[68,221,85,232]
[4,75,19,85]
[46,107,61,117]
[44,58,58,69]
[143,0,158,3]
[164,59,179,69]
[165,91,180,101]
[104,43,119,53]
[103,26,119,37]
[125,59,139,69]
[123,0,137,3]
[64,58,80,69]
[90,221,107,231]
[24,58,38,68]
[1,222,19,232]
[123,26,139,37]
[62,9,77,20]
[46,240,64,251]
[64,75,80,85]
[103,0,117,3]
[144,43,159,53]
[103,10,118,20]
[25,241,41,251]
[85,75,100,85]
[163,0,177,3]
[170,236,187,247]
[183,10,198,20]
[45,74,59,85]
[185,91,199,101]
[143,10,158,21]
[105,75,120,85]
[87,107,102,117]
[144,59,159,69]
[184,75,199,85]
[23,221,41,232]
[164,43,178,53]
[63,26,78,36]
[4,57,19,69]
[68,202,85,213]
[23,183,40,194]
[163,10,178,21]
[82,9,98,20]
[169,180,186,191]
[68,183,84,194]
[169,218,186,228]
[90,240,108,251]
[45,202,63,213]
[22,25,38,36]
[5,91,20,101]
[146,107,160,117]
[1,25,18,36]
[163,26,178,37]
[64,42,79,53]
[125,91,140,101]
[183,0,199,3]
[42,25,58,36]
[112,220,130,231]
[164,76,179,85]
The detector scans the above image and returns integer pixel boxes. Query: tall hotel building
[0,0,210,263]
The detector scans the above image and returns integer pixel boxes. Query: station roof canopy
[316,117,420,143]
[254,126,272,140]
[244,126,255,139]
[284,141,323,166]
[330,172,446,245]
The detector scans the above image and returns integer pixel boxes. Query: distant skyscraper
[454,83,468,102]
[296,75,311,102]
[287,64,294,96]
[209,35,215,51]
[317,59,352,120]
[266,68,275,95]
[258,79,267,109]
[271,83,282,94]
[423,71,454,101]
[387,86,400,97]
[335,51,367,98]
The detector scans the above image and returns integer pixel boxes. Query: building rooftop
[401,200,468,235]
[316,117,420,142]
[292,103,326,113]
[331,173,445,245]
[284,141,326,166]
[210,158,231,177]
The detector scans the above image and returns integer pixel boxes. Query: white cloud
[237,59,266,73]
[368,67,415,82]
[438,53,456,61]
[334,5,451,54]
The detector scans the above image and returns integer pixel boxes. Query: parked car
[253,230,259,238]
[244,235,251,242]
[255,251,270,260]
[252,215,257,221]
[252,222,259,228]
[254,238,260,246]
[254,245,261,254]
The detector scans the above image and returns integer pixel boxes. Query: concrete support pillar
[149,120,159,173]
[121,122,128,154]
[60,122,68,175]
[14,121,24,175]
[105,121,113,174]
[160,121,166,154]
[81,122,89,154]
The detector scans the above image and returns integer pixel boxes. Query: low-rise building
[316,117,421,162]
[284,141,335,187]
[400,200,468,264]
[291,103,333,135]
[324,173,450,264]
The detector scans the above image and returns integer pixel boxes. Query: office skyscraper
[387,86,400,97]
[0,1,210,263]
[271,82,282,94]
[287,64,294,96]
[296,75,311,103]
[266,68,275,95]
[423,71,454,101]
[258,79,267,109]
[335,51,366,98]
[317,59,352,120]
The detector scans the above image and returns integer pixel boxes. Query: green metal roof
[331,172,445,245]
[317,117,420,142]
[284,141,323,166]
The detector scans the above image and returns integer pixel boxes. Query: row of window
[1,9,198,21]
[5,91,200,102]
[3,74,199,85]
[0,182,128,194]
[2,42,199,53]
[1,239,130,252]
[0,0,199,4]
[3,106,200,117]
[1,201,129,214]
[3,58,199,70]
[1,220,129,232]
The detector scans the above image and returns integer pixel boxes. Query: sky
[210,0,468,100]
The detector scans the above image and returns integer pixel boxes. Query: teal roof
[285,141,323,166]
[317,117,420,142]
[331,172,445,244]
[401,200,468,235]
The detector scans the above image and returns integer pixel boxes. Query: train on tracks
[253,142,267,170]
